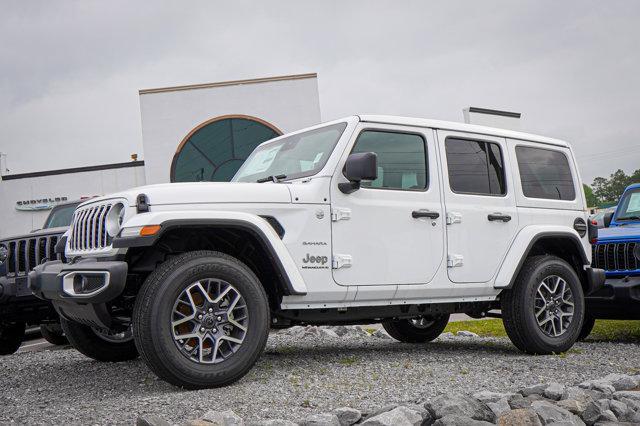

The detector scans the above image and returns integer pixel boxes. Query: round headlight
[106,203,126,237]
[0,244,7,263]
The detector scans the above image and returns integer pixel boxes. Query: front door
[436,130,519,283]
[330,124,444,286]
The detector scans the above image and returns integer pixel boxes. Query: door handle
[412,210,440,219]
[488,213,512,222]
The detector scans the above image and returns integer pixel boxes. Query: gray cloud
[1,0,639,183]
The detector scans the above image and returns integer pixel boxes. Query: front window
[615,189,640,221]
[233,122,347,183]
[43,202,81,229]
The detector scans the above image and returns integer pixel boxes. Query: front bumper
[0,274,54,322]
[585,276,640,319]
[29,259,128,329]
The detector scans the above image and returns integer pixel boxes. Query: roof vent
[463,107,521,131]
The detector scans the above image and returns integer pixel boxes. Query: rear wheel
[501,255,584,354]
[40,323,68,346]
[0,322,25,355]
[382,314,450,343]
[133,251,270,389]
[578,315,596,341]
[61,318,138,362]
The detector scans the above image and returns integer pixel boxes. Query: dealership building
[0,73,321,236]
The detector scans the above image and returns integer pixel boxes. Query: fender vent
[260,216,285,239]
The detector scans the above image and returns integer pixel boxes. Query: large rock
[578,380,615,396]
[580,400,616,425]
[137,415,171,426]
[543,383,565,401]
[507,393,530,410]
[201,410,244,426]
[557,399,588,415]
[613,390,640,402]
[497,408,542,426]
[473,391,510,404]
[487,398,511,418]
[600,374,639,391]
[425,393,495,423]
[299,413,341,426]
[247,421,297,426]
[361,406,423,426]
[521,384,548,397]
[530,400,585,425]
[331,407,362,426]
[433,414,493,425]
[561,387,597,405]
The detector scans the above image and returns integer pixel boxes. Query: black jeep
[0,200,81,354]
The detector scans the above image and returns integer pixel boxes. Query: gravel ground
[1,330,639,425]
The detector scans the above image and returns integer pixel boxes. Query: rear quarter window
[515,146,575,201]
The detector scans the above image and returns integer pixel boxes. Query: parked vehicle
[0,200,81,354]
[30,115,603,388]
[589,207,616,229]
[583,184,640,338]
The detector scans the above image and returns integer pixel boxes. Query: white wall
[139,74,322,184]
[0,165,145,237]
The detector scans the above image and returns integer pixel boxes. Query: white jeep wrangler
[30,115,604,389]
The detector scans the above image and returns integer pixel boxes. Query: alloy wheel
[171,279,248,364]
[534,275,575,337]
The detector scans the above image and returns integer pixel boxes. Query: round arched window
[171,115,282,182]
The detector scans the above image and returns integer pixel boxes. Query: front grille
[69,203,113,251]
[592,242,639,272]
[4,234,66,276]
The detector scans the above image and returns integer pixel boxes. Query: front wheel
[382,314,450,343]
[61,318,138,362]
[0,322,25,355]
[133,251,270,389]
[501,255,584,354]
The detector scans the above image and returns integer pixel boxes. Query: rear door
[437,130,519,283]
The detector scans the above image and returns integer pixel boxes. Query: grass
[444,318,640,342]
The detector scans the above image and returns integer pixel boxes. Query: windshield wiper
[257,174,287,183]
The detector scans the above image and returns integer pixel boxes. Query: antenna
[0,152,9,175]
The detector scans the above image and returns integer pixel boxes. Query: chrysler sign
[16,197,68,211]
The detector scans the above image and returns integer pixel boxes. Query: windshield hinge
[447,254,464,268]
[331,208,352,222]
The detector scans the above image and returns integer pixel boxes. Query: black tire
[133,250,270,389]
[501,255,584,355]
[382,314,450,343]
[0,322,25,355]
[40,323,68,346]
[60,318,138,362]
[578,315,596,341]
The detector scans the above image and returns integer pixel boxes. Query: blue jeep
[583,183,640,337]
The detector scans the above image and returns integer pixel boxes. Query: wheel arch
[114,213,308,307]
[495,228,590,291]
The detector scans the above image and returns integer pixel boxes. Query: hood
[598,223,640,242]
[79,182,293,208]
[0,226,68,242]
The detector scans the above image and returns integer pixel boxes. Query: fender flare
[494,227,589,289]
[112,211,308,296]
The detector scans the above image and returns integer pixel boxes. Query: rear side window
[515,146,575,200]
[445,138,506,195]
[351,130,428,190]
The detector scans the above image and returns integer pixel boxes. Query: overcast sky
[1,1,639,184]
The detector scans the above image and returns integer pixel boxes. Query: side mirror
[339,152,378,194]
[603,211,614,228]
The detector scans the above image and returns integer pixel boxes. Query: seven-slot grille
[5,235,66,276]
[592,242,639,272]
[69,203,113,251]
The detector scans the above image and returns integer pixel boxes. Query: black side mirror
[603,211,614,228]
[339,152,378,194]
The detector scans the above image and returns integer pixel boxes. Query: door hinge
[331,208,352,222]
[447,254,464,268]
[446,212,463,225]
[332,254,353,269]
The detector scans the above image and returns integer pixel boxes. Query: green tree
[583,184,598,207]
[592,169,631,204]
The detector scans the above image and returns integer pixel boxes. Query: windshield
[615,189,640,221]
[232,122,348,183]
[43,203,80,229]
